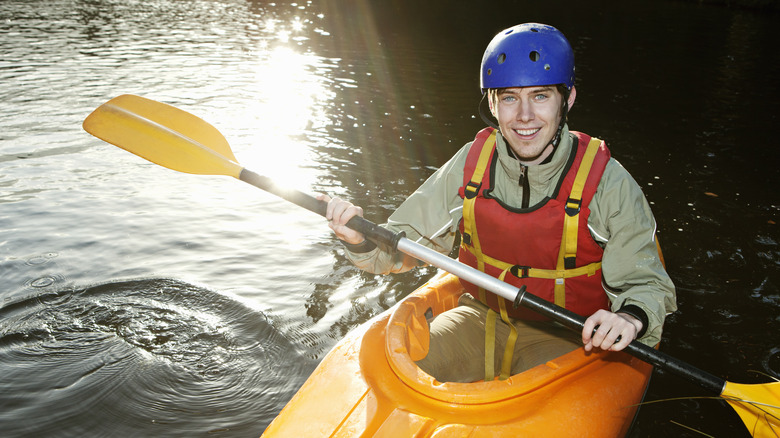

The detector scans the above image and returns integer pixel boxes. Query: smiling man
[490,86,574,165]
[319,23,677,383]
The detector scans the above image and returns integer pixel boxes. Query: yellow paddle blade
[83,94,243,178]
[723,380,780,437]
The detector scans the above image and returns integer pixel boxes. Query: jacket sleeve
[587,159,678,347]
[343,143,471,274]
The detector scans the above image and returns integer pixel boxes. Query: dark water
[1,0,778,436]
[0,277,306,436]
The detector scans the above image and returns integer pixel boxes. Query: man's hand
[317,194,366,245]
[582,309,643,352]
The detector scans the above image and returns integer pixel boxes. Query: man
[318,23,676,383]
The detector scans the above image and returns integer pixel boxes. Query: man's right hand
[317,194,366,245]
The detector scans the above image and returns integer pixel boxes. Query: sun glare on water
[227,16,336,193]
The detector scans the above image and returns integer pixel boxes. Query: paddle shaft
[239,168,727,396]
[239,169,402,250]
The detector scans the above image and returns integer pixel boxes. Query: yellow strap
[497,268,518,380]
[556,136,603,307]
[462,129,497,304]
[465,130,499,382]
[460,245,602,279]
[483,268,518,381]
[561,137,601,266]
[484,309,497,381]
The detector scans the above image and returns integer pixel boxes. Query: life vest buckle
[510,265,531,278]
[565,197,582,216]
[464,181,482,199]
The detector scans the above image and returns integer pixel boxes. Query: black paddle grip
[345,215,404,252]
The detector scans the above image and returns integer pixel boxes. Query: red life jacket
[458,127,611,320]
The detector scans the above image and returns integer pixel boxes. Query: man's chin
[515,144,554,165]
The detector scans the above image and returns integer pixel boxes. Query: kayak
[262,272,654,437]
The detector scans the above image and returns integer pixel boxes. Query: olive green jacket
[346,126,677,346]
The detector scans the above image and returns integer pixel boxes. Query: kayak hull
[263,272,654,437]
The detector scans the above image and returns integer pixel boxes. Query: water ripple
[0,278,314,436]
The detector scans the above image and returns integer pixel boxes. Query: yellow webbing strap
[484,308,497,381]
[555,136,603,307]
[484,268,518,381]
[460,245,602,279]
[460,130,502,382]
[462,129,497,304]
[497,269,518,380]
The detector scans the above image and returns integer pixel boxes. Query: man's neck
[507,143,556,166]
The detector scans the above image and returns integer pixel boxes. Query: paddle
[83,94,779,437]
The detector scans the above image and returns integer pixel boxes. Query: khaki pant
[415,293,582,383]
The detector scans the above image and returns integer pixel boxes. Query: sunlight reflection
[291,17,304,32]
[202,8,339,249]
[233,43,335,193]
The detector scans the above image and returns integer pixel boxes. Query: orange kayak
[263,272,654,437]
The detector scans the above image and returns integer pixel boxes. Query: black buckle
[464,181,481,199]
[462,233,472,245]
[510,265,531,278]
[564,256,576,269]
[564,197,581,216]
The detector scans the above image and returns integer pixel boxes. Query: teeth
[515,128,539,136]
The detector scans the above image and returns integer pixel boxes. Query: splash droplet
[30,277,56,288]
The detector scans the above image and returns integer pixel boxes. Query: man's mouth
[514,128,540,137]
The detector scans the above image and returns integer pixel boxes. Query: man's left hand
[582,310,643,352]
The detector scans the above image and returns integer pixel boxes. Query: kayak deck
[263,272,653,437]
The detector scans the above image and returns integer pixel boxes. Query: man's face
[491,86,566,165]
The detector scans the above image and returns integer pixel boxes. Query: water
[0,277,305,436]
[1,0,778,436]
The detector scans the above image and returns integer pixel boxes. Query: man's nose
[517,99,534,122]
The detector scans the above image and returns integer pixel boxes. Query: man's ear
[487,90,497,118]
[568,86,577,110]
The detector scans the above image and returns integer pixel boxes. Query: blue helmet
[480,23,575,92]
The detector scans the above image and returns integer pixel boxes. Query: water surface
[1,0,778,436]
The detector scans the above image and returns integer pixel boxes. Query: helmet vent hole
[529,51,540,62]
[487,68,493,76]
[544,64,551,70]
[497,53,506,64]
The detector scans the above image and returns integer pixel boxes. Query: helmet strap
[550,91,570,149]
[478,93,499,130]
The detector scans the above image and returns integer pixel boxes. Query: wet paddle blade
[722,381,780,437]
[83,94,242,178]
